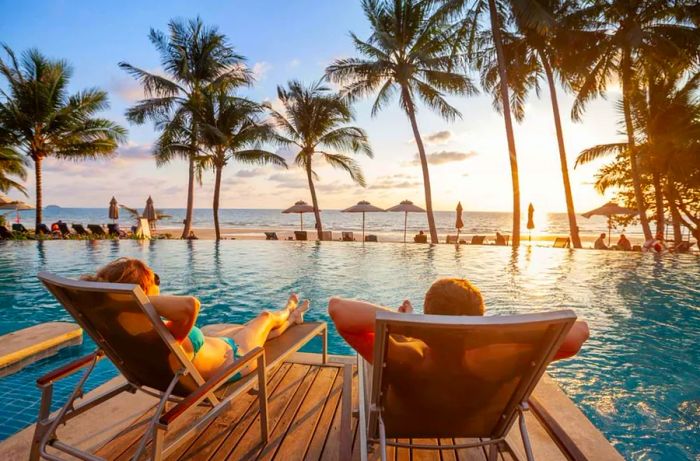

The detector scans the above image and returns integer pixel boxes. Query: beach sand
[154,226,655,248]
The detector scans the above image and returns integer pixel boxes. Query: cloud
[409,150,478,166]
[252,62,272,80]
[109,77,145,103]
[268,173,307,189]
[288,58,301,68]
[407,130,454,146]
[369,175,423,190]
[234,168,266,178]
[118,143,152,159]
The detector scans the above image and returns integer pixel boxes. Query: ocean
[6,207,646,238]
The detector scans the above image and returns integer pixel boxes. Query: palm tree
[566,0,700,241]
[0,46,125,230]
[197,91,287,240]
[476,0,584,247]
[0,127,27,195]
[266,80,372,240]
[326,0,477,244]
[120,17,250,239]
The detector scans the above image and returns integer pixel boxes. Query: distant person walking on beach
[594,233,609,250]
[616,234,632,251]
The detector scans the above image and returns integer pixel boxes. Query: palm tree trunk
[181,156,196,239]
[665,176,683,244]
[305,161,323,240]
[402,87,438,244]
[213,164,222,241]
[34,155,43,232]
[541,54,581,248]
[652,171,664,235]
[621,50,652,241]
[488,0,521,247]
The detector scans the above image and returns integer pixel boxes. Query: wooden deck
[87,355,621,461]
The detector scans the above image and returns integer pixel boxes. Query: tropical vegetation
[266,80,372,239]
[120,17,251,238]
[0,46,126,231]
[326,0,477,244]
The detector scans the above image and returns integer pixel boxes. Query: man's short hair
[424,278,485,316]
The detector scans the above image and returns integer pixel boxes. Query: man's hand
[398,299,413,313]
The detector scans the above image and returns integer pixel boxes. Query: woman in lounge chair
[328,278,590,364]
[81,257,308,381]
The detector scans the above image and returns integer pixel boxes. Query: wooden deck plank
[275,366,339,458]
[411,439,442,460]
[452,439,487,461]
[218,364,313,460]
[505,412,567,461]
[255,367,323,461]
[173,363,293,461]
[438,438,457,461]
[95,406,156,459]
[303,367,345,461]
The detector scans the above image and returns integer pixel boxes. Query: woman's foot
[284,293,299,313]
[290,300,310,325]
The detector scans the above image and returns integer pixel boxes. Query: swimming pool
[0,240,698,460]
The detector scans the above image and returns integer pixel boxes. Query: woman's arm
[149,295,200,341]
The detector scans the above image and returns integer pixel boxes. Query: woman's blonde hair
[81,258,156,292]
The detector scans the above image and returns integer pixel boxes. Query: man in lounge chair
[328,278,589,364]
[81,258,309,380]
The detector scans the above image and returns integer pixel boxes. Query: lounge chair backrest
[107,223,120,235]
[38,224,51,235]
[342,232,354,241]
[265,232,278,240]
[446,235,458,244]
[12,223,28,233]
[368,310,575,440]
[38,272,203,397]
[72,224,88,235]
[88,224,107,236]
[58,222,71,235]
[365,235,378,242]
[294,231,308,241]
[0,225,12,239]
[471,235,485,244]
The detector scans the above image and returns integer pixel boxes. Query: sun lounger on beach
[72,223,89,236]
[265,232,279,240]
[57,222,71,237]
[414,233,428,243]
[495,234,510,246]
[0,225,12,239]
[342,232,355,241]
[365,234,378,242]
[87,224,107,237]
[354,309,576,461]
[553,237,570,248]
[294,230,308,241]
[35,223,52,236]
[33,272,328,461]
[319,230,332,240]
[470,235,486,245]
[12,223,29,234]
[107,223,125,237]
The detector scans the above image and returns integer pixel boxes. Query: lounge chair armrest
[36,350,104,387]
[159,346,265,426]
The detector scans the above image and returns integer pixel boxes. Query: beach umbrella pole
[362,212,365,242]
[608,216,612,246]
[403,211,407,243]
[300,214,303,231]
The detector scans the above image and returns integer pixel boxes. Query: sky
[0,0,624,213]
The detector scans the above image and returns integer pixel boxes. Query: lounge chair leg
[30,384,54,461]
[487,443,499,461]
[133,371,182,461]
[378,415,387,461]
[257,355,269,443]
[152,427,165,461]
[519,405,535,461]
[321,328,328,364]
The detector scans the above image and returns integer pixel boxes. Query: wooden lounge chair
[72,223,89,236]
[57,222,71,237]
[470,235,486,245]
[32,272,328,461]
[553,237,570,248]
[264,232,279,240]
[318,230,332,241]
[446,235,458,244]
[12,223,29,234]
[0,225,13,239]
[294,230,308,241]
[342,232,355,241]
[365,234,378,242]
[87,224,108,237]
[355,310,576,461]
[36,224,52,236]
[495,234,510,246]
[413,233,428,243]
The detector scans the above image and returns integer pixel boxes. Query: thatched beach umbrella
[144,196,157,230]
[387,200,425,243]
[342,200,385,241]
[282,200,316,231]
[0,194,34,224]
[582,201,638,246]
[455,202,464,242]
[527,203,535,242]
[109,197,119,222]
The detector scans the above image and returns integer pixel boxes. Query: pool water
[0,240,698,460]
